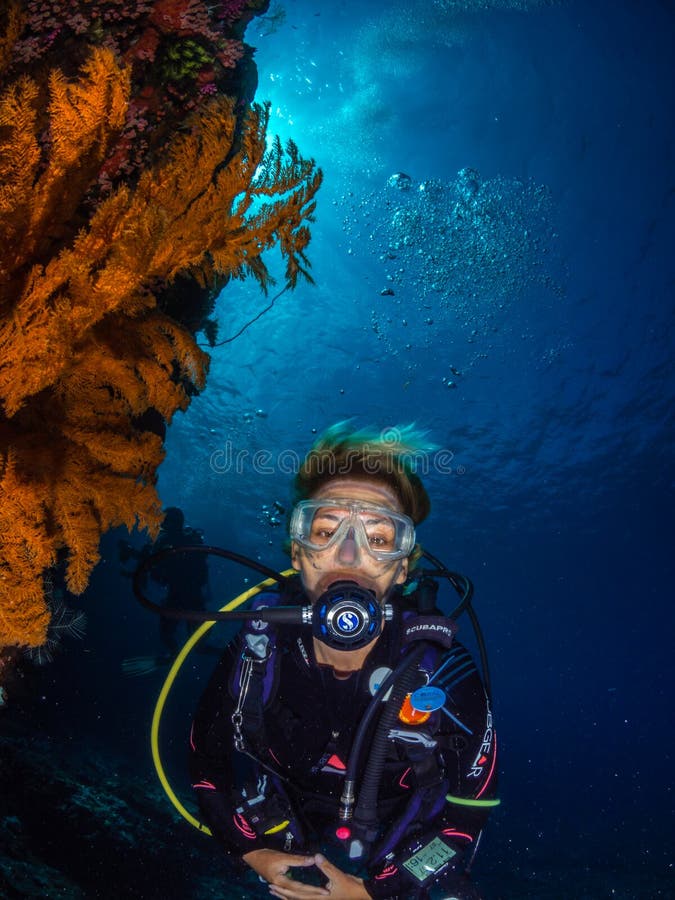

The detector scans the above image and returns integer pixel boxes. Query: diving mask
[290,498,416,562]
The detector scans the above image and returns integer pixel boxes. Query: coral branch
[0,37,321,656]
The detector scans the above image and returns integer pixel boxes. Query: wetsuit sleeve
[188,637,301,861]
[364,643,497,899]
[188,641,257,859]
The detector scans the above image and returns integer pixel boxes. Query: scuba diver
[121,507,210,676]
[188,424,498,899]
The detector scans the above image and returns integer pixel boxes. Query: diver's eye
[362,516,396,550]
[368,534,389,547]
[312,527,335,542]
[309,512,345,545]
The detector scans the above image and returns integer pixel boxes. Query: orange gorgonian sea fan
[0,43,321,653]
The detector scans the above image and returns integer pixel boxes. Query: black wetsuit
[189,589,497,899]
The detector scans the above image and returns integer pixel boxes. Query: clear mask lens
[290,499,415,561]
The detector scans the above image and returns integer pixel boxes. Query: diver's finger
[269,874,329,899]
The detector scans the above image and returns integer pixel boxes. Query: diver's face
[291,479,409,603]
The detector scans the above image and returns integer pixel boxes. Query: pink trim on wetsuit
[375,864,398,880]
[398,766,412,789]
[233,812,256,839]
[442,828,473,842]
[192,780,216,791]
[268,747,282,766]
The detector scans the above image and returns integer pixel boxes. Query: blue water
[9,1,674,897]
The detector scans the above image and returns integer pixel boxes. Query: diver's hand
[243,849,324,897]
[312,854,372,899]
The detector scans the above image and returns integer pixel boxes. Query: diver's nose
[336,526,360,566]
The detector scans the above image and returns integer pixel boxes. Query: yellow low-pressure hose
[150,571,295,833]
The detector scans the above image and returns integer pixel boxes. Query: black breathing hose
[350,642,428,842]
[421,550,492,703]
[463,602,491,703]
[339,640,427,823]
[132,545,294,623]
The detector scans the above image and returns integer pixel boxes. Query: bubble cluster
[341,167,561,365]
[386,168,556,308]
[433,0,559,12]
[258,500,286,530]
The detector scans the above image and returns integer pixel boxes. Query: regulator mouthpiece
[312,581,391,651]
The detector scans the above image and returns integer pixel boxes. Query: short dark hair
[293,421,432,525]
